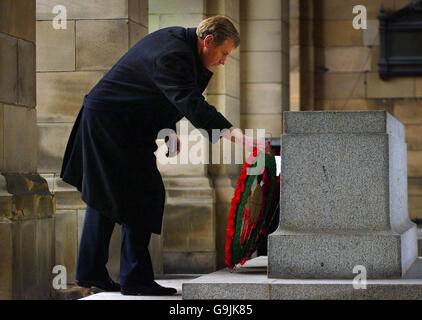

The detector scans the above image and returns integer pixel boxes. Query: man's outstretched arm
[152,50,232,143]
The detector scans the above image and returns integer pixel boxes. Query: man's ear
[204,34,214,48]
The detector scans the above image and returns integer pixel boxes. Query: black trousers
[75,205,155,288]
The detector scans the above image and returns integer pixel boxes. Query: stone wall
[35,0,154,286]
[289,0,315,111]
[0,0,55,299]
[307,0,422,222]
[240,0,290,138]
[206,0,241,270]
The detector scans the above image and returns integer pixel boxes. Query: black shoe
[76,276,121,292]
[121,281,177,296]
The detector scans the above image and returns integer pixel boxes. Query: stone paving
[80,255,422,300]
[80,275,202,300]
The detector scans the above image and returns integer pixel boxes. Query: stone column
[240,0,289,137]
[0,0,55,299]
[149,0,219,274]
[204,0,241,269]
[35,0,156,284]
[269,111,418,279]
[289,0,315,111]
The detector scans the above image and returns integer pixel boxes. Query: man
[60,15,261,296]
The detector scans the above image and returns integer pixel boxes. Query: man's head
[196,16,240,69]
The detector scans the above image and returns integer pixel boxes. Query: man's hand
[165,133,181,157]
[222,127,266,153]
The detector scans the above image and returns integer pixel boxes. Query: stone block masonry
[268,111,418,279]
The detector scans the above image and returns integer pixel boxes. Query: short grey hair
[196,15,240,47]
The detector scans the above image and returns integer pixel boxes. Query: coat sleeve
[152,50,233,143]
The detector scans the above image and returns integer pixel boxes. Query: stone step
[182,257,422,300]
[79,276,202,300]
[163,176,212,188]
[166,188,214,199]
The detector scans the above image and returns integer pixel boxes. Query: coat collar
[186,27,213,80]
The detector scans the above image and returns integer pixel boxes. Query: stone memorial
[182,111,422,300]
[268,111,418,279]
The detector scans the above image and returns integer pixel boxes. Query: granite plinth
[268,229,417,279]
[268,111,418,279]
[182,256,422,300]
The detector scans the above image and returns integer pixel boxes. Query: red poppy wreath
[225,142,280,269]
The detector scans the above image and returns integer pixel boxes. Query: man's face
[201,36,236,69]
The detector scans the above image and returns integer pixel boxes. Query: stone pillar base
[269,111,418,279]
[0,173,55,299]
[182,256,422,300]
[268,227,417,279]
[162,176,216,274]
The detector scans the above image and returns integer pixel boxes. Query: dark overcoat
[60,27,232,234]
